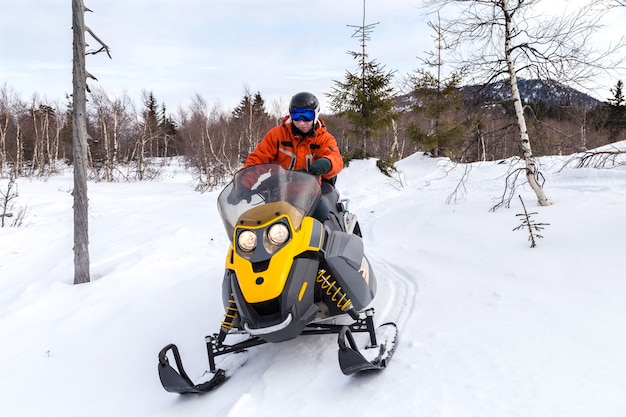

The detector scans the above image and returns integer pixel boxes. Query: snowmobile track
[367,254,419,331]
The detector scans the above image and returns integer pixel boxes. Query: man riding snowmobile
[242,91,343,220]
[157,93,397,394]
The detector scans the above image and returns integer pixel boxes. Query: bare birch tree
[89,88,133,182]
[0,84,17,176]
[423,0,624,208]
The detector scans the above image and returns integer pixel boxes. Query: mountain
[461,78,603,108]
[395,78,604,111]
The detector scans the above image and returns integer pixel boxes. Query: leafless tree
[179,94,233,190]
[561,145,626,169]
[72,0,110,284]
[72,0,91,284]
[0,84,17,176]
[12,101,28,176]
[422,0,624,208]
[89,87,135,182]
[27,96,64,176]
[1,171,17,227]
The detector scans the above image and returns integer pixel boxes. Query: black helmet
[289,92,320,123]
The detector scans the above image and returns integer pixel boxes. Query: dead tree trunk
[72,0,91,284]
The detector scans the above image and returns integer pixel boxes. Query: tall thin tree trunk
[0,112,8,174]
[44,110,51,172]
[503,0,550,206]
[390,118,399,160]
[31,106,41,174]
[53,109,62,164]
[103,117,111,182]
[113,112,119,170]
[72,0,91,284]
[15,123,22,175]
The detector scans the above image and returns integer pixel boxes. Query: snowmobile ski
[158,332,264,394]
[158,344,227,394]
[338,322,398,375]
[158,310,397,393]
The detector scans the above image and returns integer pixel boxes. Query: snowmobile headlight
[267,223,289,245]
[238,230,257,252]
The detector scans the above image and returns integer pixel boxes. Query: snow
[2,148,626,417]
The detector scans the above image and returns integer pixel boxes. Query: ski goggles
[290,108,316,122]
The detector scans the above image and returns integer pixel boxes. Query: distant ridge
[394,78,604,110]
[461,78,602,108]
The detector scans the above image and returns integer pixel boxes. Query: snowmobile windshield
[217,164,322,240]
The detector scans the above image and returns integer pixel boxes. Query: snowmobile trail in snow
[366,253,419,331]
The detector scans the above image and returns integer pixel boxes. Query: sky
[1,0,625,115]
[1,144,626,416]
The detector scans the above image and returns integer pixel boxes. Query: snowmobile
[157,163,398,394]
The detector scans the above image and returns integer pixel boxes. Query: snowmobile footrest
[158,344,227,394]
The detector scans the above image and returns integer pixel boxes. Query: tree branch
[85,26,112,58]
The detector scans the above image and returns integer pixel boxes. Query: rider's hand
[227,185,253,204]
[308,158,331,178]
[226,189,238,204]
[241,188,253,203]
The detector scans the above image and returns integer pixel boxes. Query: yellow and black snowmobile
[158,163,397,394]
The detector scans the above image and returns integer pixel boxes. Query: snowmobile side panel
[323,230,377,310]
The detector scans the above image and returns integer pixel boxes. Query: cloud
[2,0,624,112]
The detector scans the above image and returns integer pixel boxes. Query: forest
[2,0,626,287]
[1,0,626,188]
[0,78,624,185]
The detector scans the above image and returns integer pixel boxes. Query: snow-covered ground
[1,148,625,417]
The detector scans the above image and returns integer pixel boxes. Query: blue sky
[1,0,624,114]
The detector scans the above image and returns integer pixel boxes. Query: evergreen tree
[139,93,178,158]
[141,92,160,158]
[231,90,272,162]
[408,70,467,158]
[606,80,626,142]
[327,1,395,152]
[407,16,469,159]
[232,91,268,122]
[159,103,178,156]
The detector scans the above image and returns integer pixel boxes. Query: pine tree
[159,103,178,157]
[408,71,467,158]
[408,15,469,159]
[231,90,272,162]
[606,80,626,142]
[327,0,395,152]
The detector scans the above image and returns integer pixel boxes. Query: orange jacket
[243,116,343,181]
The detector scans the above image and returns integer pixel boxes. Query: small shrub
[1,171,28,228]
[513,195,550,248]
[376,159,397,177]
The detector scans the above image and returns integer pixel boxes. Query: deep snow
[1,148,626,417]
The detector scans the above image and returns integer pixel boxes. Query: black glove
[226,184,253,204]
[226,188,238,204]
[242,188,253,203]
[308,158,331,178]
